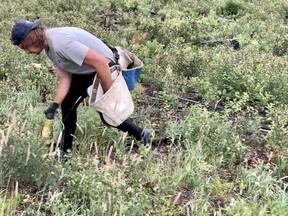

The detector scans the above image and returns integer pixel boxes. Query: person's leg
[117,119,143,140]
[99,114,143,140]
[99,114,155,148]
[61,94,82,153]
[61,73,95,153]
[116,119,155,148]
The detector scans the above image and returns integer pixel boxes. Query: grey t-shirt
[45,27,116,74]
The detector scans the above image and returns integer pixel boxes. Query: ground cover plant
[1,0,288,215]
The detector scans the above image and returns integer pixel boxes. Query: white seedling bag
[88,65,134,126]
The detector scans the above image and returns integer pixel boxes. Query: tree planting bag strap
[88,65,134,127]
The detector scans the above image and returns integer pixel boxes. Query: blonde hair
[19,27,45,49]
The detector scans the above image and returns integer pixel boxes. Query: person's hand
[44,103,59,119]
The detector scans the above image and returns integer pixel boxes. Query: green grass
[1,0,288,215]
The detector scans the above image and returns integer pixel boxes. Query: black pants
[61,73,143,153]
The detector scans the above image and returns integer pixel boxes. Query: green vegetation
[1,0,288,215]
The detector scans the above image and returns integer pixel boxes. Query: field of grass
[1,0,288,215]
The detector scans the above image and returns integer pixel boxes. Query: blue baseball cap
[11,19,42,46]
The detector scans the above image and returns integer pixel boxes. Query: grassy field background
[1,0,288,215]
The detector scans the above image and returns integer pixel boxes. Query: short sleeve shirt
[45,27,116,74]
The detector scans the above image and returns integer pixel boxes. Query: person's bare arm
[83,49,112,92]
[53,66,72,104]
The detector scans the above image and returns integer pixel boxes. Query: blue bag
[122,67,143,92]
[115,47,144,92]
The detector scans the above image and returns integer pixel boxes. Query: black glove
[44,103,59,119]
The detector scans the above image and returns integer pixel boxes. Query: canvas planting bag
[88,65,134,127]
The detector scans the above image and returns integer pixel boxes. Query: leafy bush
[273,37,288,56]
[218,1,244,17]
[167,105,250,166]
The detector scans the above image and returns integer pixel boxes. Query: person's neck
[43,29,49,49]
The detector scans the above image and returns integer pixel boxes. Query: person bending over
[11,19,154,154]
